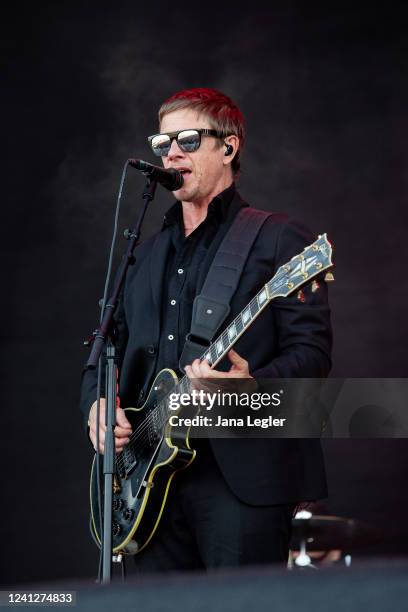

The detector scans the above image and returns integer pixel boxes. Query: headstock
[268,233,334,298]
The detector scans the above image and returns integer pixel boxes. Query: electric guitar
[90,233,334,555]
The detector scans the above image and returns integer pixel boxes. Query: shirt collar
[162,182,237,229]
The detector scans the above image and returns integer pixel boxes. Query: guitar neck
[175,282,279,398]
[203,285,271,369]
[175,232,333,396]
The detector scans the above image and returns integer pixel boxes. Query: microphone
[128,159,184,191]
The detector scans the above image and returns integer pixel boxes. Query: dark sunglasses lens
[177,130,200,152]
[150,134,171,156]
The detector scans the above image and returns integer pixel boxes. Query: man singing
[80,87,332,571]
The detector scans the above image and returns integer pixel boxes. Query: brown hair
[158,88,245,176]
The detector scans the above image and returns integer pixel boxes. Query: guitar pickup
[121,446,138,478]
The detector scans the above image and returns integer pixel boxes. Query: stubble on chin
[179,182,201,204]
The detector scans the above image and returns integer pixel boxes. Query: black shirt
[156,182,246,374]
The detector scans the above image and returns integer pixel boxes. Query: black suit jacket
[80,190,332,505]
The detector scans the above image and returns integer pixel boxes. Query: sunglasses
[148,128,224,157]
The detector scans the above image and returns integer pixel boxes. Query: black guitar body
[90,368,196,555]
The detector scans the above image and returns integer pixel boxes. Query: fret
[236,314,244,335]
[210,344,218,364]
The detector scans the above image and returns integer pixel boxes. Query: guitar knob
[113,498,125,511]
[123,508,135,521]
[112,522,122,536]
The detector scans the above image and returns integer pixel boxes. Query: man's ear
[222,135,239,165]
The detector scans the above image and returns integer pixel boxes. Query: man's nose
[167,138,185,160]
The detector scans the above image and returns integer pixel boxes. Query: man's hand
[88,398,132,454]
[185,349,257,395]
[185,349,251,379]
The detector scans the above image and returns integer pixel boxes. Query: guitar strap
[179,206,272,371]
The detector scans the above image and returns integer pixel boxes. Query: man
[80,88,332,571]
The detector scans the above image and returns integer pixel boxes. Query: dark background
[2,1,408,585]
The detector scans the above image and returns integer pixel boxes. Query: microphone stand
[85,178,157,584]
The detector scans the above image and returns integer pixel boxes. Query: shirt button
[170,299,176,306]
[177,268,184,275]
[168,334,174,341]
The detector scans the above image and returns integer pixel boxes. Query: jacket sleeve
[78,235,156,432]
[252,219,333,379]
[78,289,129,432]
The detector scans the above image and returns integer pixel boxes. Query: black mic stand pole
[85,178,157,584]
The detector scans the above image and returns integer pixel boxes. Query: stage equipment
[290,511,380,568]
[84,157,178,583]
[128,159,183,191]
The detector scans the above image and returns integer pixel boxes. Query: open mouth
[174,167,192,177]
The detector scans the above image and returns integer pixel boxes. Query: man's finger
[116,436,130,447]
[114,425,132,438]
[90,413,107,431]
[190,359,202,378]
[115,439,129,452]
[116,408,132,429]
[205,368,226,379]
[199,359,212,375]
[228,349,246,366]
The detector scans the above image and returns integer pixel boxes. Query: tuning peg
[324,272,335,282]
[297,289,306,303]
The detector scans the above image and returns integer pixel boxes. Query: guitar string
[115,376,190,470]
[114,309,250,471]
[114,355,212,469]
[114,271,296,470]
[114,288,265,470]
[114,271,298,471]
[113,249,328,471]
[114,285,275,471]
